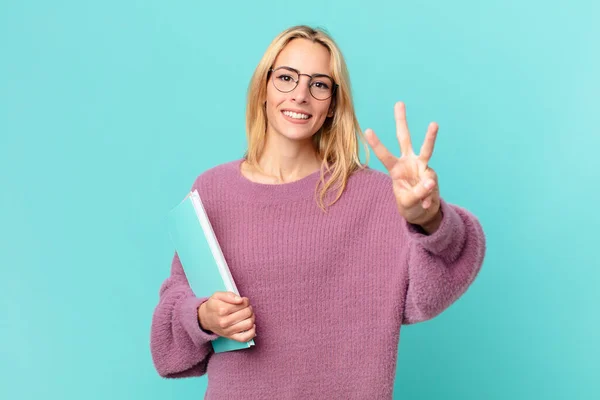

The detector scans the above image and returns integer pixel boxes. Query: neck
[254,131,321,183]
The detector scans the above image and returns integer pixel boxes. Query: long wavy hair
[244,25,369,211]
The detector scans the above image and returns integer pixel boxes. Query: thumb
[412,178,436,202]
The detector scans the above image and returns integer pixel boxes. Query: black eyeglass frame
[267,66,339,101]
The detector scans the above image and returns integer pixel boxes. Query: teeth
[283,110,309,119]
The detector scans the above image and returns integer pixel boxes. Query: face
[265,38,334,143]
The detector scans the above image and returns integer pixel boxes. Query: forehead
[273,38,331,75]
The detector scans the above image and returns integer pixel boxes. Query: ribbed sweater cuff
[179,296,220,347]
[404,198,466,257]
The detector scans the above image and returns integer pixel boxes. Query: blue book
[167,189,255,353]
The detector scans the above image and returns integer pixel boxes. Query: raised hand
[364,102,442,233]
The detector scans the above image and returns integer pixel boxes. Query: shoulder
[331,165,397,213]
[350,165,390,183]
[346,165,393,194]
[190,159,242,200]
[337,165,404,232]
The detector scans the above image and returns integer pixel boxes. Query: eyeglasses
[268,66,338,101]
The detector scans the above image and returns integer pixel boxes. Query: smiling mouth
[281,110,312,120]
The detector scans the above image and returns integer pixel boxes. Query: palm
[365,102,441,226]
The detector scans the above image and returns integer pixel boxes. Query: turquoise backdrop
[1,0,598,399]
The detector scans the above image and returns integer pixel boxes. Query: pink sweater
[150,159,486,399]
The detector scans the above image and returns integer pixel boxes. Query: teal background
[1,0,598,399]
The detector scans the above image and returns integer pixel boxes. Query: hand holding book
[168,189,256,352]
[198,292,257,342]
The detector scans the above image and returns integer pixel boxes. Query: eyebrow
[274,65,333,79]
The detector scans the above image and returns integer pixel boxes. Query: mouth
[281,109,312,120]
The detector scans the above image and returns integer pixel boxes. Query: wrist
[197,302,212,333]
[419,207,443,235]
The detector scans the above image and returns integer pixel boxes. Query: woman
[150,25,486,399]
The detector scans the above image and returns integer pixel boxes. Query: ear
[327,98,335,118]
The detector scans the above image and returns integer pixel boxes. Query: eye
[277,74,294,82]
[312,81,330,90]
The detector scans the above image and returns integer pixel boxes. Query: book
[167,189,255,353]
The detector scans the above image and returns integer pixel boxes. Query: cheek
[265,88,284,118]
[314,102,332,122]
[266,105,280,128]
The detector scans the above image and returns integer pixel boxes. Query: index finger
[364,128,397,171]
[212,291,244,304]
[394,102,414,156]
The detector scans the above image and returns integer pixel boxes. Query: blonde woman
[151,25,486,399]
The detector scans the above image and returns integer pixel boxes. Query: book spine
[189,190,240,295]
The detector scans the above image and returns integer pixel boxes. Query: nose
[291,75,311,103]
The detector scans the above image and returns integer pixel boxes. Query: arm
[402,198,486,324]
[150,252,219,378]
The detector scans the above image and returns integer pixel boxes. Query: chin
[269,121,320,143]
[281,128,317,142]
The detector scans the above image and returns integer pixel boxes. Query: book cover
[167,189,255,353]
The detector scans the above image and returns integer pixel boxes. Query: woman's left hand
[365,101,442,233]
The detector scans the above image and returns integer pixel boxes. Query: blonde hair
[244,25,369,211]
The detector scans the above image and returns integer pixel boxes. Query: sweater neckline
[229,158,324,204]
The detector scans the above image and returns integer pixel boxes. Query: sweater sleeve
[401,198,486,325]
[150,252,220,377]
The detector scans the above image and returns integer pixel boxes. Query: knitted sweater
[150,159,486,399]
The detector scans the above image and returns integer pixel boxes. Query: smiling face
[265,38,334,144]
